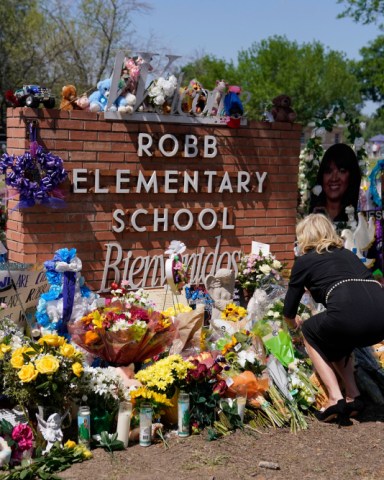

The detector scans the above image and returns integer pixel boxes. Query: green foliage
[97,431,125,453]
[337,0,384,26]
[178,55,238,90]
[235,36,362,124]
[353,35,384,102]
[363,106,384,138]
[1,444,89,480]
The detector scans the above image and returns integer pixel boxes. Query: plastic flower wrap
[2,333,85,409]
[68,283,177,366]
[35,248,99,335]
[236,250,284,292]
[211,302,250,336]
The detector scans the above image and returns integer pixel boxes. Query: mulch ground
[58,403,384,480]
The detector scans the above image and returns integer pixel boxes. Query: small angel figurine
[36,412,66,454]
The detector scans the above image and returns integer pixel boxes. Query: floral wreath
[368,159,384,207]
[0,125,67,208]
[298,101,367,215]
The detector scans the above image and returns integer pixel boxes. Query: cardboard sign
[0,264,48,326]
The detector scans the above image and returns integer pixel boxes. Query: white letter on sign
[73,169,88,193]
[138,133,153,156]
[159,134,178,157]
[204,135,217,158]
[184,135,198,158]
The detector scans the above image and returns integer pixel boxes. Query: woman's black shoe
[314,399,350,424]
[346,396,365,417]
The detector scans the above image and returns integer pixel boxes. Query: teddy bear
[60,85,81,111]
[89,78,128,112]
[271,94,297,122]
[119,92,136,114]
[211,79,228,115]
[179,79,203,113]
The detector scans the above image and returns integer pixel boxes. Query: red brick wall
[5,107,301,291]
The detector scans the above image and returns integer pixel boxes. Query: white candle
[116,401,132,448]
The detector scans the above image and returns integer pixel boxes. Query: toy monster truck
[14,85,55,108]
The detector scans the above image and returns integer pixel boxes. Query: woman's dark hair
[309,143,362,219]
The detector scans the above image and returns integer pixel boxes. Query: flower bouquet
[210,302,249,336]
[236,250,284,302]
[68,284,177,366]
[2,333,85,411]
[183,351,228,432]
[132,354,195,423]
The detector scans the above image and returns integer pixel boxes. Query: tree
[337,0,384,25]
[353,35,384,103]
[235,36,362,124]
[39,0,152,96]
[178,55,237,90]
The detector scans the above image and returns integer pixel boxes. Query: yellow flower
[91,311,103,330]
[10,354,25,369]
[59,343,76,358]
[38,334,65,347]
[72,362,83,377]
[35,355,60,375]
[0,343,11,354]
[74,445,92,459]
[18,363,38,383]
[64,440,77,449]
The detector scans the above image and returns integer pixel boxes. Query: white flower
[359,122,366,131]
[238,349,256,368]
[273,311,280,318]
[272,259,281,269]
[259,264,271,275]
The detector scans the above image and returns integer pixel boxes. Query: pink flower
[11,423,34,452]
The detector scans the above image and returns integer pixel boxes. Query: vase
[90,407,117,436]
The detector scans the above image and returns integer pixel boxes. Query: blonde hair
[296,214,344,254]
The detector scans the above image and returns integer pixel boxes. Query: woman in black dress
[283,214,384,423]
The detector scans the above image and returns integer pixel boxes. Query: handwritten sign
[0,264,48,327]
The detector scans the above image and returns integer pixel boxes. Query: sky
[132,0,382,114]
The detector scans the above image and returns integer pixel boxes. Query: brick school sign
[5,107,301,292]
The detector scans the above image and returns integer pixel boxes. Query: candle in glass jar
[178,392,190,437]
[139,403,153,447]
[116,401,132,448]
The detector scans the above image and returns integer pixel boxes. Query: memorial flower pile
[236,250,284,291]
[2,333,85,410]
[69,283,177,365]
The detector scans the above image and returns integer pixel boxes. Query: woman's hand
[284,315,302,330]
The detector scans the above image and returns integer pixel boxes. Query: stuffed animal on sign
[75,94,90,111]
[121,92,136,114]
[271,94,297,123]
[224,85,244,127]
[211,79,228,115]
[4,89,20,107]
[88,78,128,112]
[180,79,203,113]
[60,85,81,111]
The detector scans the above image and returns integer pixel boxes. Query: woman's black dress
[283,247,384,362]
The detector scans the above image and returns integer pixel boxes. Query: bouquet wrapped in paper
[68,284,177,366]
